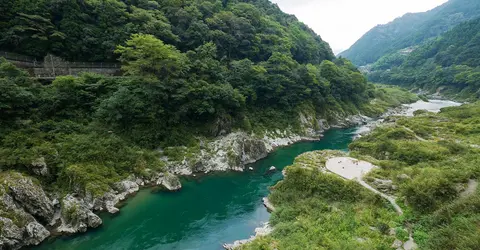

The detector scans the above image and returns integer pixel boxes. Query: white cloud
[271,0,448,54]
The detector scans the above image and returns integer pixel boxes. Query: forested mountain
[339,0,480,66]
[0,0,333,63]
[369,17,480,100]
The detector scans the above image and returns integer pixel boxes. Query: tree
[115,34,189,79]
[0,58,34,121]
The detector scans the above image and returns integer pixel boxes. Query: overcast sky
[271,0,449,54]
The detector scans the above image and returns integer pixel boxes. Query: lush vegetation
[0,0,333,63]
[245,103,480,249]
[369,17,480,101]
[241,151,401,249]
[0,0,402,198]
[339,0,480,66]
[350,103,480,249]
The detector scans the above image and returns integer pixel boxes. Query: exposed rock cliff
[56,195,102,234]
[0,173,52,249]
[167,111,368,176]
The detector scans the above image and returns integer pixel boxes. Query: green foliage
[350,102,480,249]
[115,34,189,79]
[0,0,378,198]
[0,0,334,63]
[340,0,480,66]
[368,17,480,101]
[63,164,118,197]
[243,151,399,249]
[0,58,36,122]
[247,102,480,250]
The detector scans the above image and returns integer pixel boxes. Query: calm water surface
[36,100,460,250]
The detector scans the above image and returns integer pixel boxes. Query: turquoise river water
[35,127,357,250]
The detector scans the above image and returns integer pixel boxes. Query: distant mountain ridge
[339,0,480,66]
[368,17,480,100]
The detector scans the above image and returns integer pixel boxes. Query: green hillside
[339,0,480,66]
[0,0,334,63]
[369,17,480,100]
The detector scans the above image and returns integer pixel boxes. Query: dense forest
[368,17,480,100]
[339,0,480,66]
[0,0,334,63]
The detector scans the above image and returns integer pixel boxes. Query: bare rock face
[25,221,50,245]
[242,138,269,165]
[156,173,182,191]
[91,179,141,214]
[114,180,139,195]
[57,195,102,234]
[3,172,54,223]
[262,197,275,212]
[31,157,49,176]
[0,217,24,249]
[0,183,51,249]
[169,132,270,175]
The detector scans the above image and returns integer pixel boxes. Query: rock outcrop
[56,195,102,234]
[155,173,182,191]
[168,132,271,175]
[262,197,275,212]
[25,221,50,245]
[3,172,54,223]
[0,173,52,249]
[31,157,49,176]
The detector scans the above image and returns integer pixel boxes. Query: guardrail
[0,51,120,68]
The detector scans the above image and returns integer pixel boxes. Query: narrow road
[358,180,403,215]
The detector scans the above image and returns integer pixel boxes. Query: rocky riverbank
[0,171,182,250]
[0,112,369,250]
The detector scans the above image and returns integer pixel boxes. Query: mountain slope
[369,17,480,100]
[339,0,480,66]
[0,0,334,64]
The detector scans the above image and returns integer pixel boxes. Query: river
[35,100,460,250]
